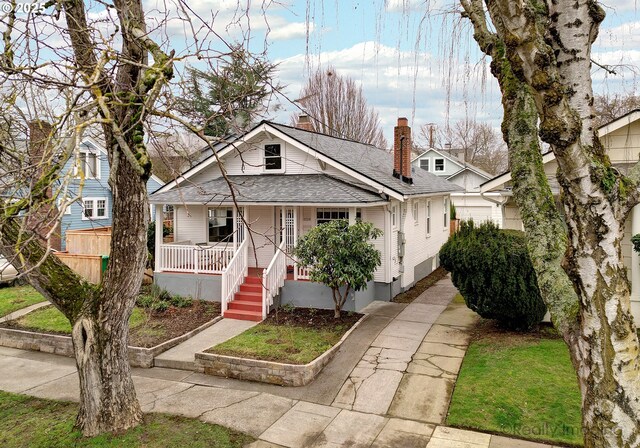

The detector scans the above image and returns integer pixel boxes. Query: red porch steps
[223,273,263,321]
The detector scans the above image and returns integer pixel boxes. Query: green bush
[440,220,546,330]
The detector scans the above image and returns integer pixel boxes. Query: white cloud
[273,41,503,145]
[268,22,314,41]
[599,0,639,13]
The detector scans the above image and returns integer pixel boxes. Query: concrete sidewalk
[0,276,566,447]
[154,318,257,370]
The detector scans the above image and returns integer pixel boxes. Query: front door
[247,205,274,268]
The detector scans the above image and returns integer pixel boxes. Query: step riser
[223,311,263,322]
[244,276,262,285]
[234,292,262,302]
[240,284,262,293]
[228,302,262,312]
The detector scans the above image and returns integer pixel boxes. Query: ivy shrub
[439,220,546,330]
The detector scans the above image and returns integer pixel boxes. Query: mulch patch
[130,300,220,347]
[266,307,362,330]
[466,316,562,347]
[392,266,448,303]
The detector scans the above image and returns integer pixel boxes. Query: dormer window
[420,159,429,171]
[434,158,444,172]
[264,144,283,171]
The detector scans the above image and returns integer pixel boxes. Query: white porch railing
[159,243,235,274]
[221,239,249,314]
[262,240,287,319]
[295,263,312,280]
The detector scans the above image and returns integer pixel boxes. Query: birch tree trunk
[462,1,640,446]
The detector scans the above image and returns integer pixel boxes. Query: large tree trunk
[463,1,640,445]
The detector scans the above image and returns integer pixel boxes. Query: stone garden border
[0,315,223,368]
[194,314,368,386]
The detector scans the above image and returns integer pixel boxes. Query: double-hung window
[425,200,431,237]
[413,201,419,225]
[443,197,449,228]
[78,150,99,178]
[264,144,283,171]
[316,208,349,225]
[208,207,234,243]
[420,159,429,171]
[434,158,445,172]
[82,197,108,220]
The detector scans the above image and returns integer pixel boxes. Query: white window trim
[81,197,109,220]
[75,149,101,179]
[262,142,285,173]
[413,201,419,225]
[443,197,449,229]
[57,198,72,215]
[434,158,445,172]
[425,200,431,238]
[391,204,398,230]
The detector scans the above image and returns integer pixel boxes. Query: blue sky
[245,0,640,145]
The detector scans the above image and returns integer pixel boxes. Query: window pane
[84,200,93,218]
[420,159,429,170]
[87,154,97,177]
[265,157,282,170]
[435,159,444,171]
[208,208,234,242]
[97,199,106,217]
[265,144,281,157]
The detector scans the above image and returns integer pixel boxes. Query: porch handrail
[262,240,287,320]
[221,239,249,314]
[294,262,312,281]
[158,244,234,274]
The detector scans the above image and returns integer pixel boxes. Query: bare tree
[594,92,640,128]
[292,66,388,148]
[462,1,640,446]
[0,0,266,437]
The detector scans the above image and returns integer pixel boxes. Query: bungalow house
[411,147,503,226]
[479,109,640,320]
[150,117,462,321]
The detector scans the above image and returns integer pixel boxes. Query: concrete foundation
[280,280,378,313]
[155,272,222,301]
[413,256,436,285]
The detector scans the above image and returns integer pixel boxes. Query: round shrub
[439,220,546,330]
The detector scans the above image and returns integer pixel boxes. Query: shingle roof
[267,123,462,196]
[149,174,387,205]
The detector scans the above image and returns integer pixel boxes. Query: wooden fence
[55,253,105,284]
[66,227,111,255]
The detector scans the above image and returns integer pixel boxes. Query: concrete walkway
[0,276,566,448]
[0,300,49,323]
[154,318,257,370]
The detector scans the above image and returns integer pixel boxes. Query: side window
[425,200,431,237]
[413,201,419,225]
[391,204,397,229]
[264,144,282,171]
[443,197,449,228]
[420,159,429,171]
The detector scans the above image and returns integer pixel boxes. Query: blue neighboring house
[57,138,163,250]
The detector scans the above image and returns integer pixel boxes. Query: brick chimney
[393,117,413,184]
[26,120,61,251]
[296,114,314,132]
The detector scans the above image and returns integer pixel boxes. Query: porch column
[293,206,298,280]
[631,205,640,321]
[232,206,238,252]
[348,207,356,225]
[154,203,163,272]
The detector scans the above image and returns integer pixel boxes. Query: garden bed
[447,320,583,446]
[196,308,364,386]
[392,267,448,303]
[0,300,221,368]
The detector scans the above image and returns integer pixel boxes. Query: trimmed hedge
[440,220,546,330]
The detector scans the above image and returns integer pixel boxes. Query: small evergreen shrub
[439,220,546,330]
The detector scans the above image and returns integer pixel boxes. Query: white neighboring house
[150,118,462,321]
[412,147,503,226]
[480,109,640,320]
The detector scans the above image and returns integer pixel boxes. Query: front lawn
[209,308,361,364]
[0,390,253,448]
[0,285,46,317]
[447,329,583,446]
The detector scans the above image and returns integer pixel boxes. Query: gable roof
[480,110,640,194]
[155,121,462,200]
[412,147,493,181]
